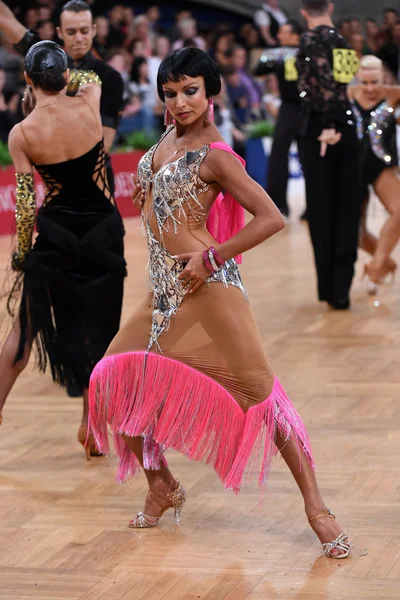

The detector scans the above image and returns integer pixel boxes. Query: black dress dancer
[0,41,126,457]
[348,55,400,293]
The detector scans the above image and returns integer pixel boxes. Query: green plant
[0,141,12,167]
[247,120,275,139]
[116,129,159,152]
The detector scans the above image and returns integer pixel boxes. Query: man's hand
[318,128,342,157]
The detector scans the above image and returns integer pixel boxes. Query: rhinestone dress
[350,98,398,193]
[88,128,315,490]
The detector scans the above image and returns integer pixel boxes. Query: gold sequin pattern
[14,172,36,267]
[67,70,102,94]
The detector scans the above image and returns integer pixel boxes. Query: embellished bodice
[351,99,397,167]
[137,127,247,352]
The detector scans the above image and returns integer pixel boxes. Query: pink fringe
[206,142,246,265]
[88,352,315,491]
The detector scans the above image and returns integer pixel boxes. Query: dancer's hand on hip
[318,129,342,157]
[132,175,145,209]
[175,252,210,294]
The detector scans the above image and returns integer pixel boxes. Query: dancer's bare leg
[82,388,89,427]
[121,434,178,517]
[0,319,32,419]
[367,169,400,282]
[277,431,345,557]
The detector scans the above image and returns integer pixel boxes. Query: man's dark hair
[61,0,92,15]
[384,8,399,15]
[301,0,330,16]
[286,19,304,36]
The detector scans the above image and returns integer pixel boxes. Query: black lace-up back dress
[13,140,126,389]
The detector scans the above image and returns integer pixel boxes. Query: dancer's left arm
[176,150,285,293]
[8,125,36,271]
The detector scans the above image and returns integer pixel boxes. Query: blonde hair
[359,55,383,71]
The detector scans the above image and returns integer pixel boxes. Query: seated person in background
[222,65,251,124]
[172,18,206,51]
[262,73,282,121]
[36,19,55,41]
[232,45,262,111]
[378,20,400,81]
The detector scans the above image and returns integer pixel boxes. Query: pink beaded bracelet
[209,246,225,267]
[203,250,215,274]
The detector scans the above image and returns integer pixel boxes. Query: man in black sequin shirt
[296,0,362,310]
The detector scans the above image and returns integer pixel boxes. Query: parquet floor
[0,189,399,599]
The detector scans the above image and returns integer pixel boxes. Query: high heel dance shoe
[128,482,187,528]
[77,425,104,461]
[362,265,379,296]
[309,509,351,559]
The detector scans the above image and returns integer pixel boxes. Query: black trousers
[299,120,362,303]
[267,101,302,214]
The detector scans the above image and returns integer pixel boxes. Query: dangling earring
[29,86,33,92]
[206,98,214,123]
[164,109,174,126]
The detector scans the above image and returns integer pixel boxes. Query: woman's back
[20,94,102,166]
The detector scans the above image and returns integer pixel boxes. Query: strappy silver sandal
[309,509,351,559]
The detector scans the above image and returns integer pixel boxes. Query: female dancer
[89,48,350,559]
[348,55,400,294]
[0,41,126,457]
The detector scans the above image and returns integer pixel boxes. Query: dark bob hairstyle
[157,48,221,102]
[25,40,68,93]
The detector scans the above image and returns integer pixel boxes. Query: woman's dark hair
[131,57,149,84]
[157,48,221,102]
[25,40,67,92]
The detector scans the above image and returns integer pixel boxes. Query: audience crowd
[0,1,399,152]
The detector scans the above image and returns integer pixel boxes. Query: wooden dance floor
[0,192,399,599]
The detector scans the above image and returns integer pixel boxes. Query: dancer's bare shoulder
[8,123,31,172]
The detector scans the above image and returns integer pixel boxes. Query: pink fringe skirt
[88,351,315,492]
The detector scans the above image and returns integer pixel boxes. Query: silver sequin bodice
[351,99,397,166]
[137,127,247,352]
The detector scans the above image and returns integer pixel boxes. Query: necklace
[172,133,203,156]
[35,100,59,109]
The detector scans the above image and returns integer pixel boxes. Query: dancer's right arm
[0,2,29,46]
[8,125,36,272]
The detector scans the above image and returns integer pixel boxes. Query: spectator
[146,6,161,35]
[38,4,52,22]
[148,36,170,89]
[94,16,110,59]
[24,7,39,31]
[130,56,157,114]
[223,64,251,124]
[350,18,363,35]
[168,10,193,44]
[127,15,153,57]
[0,67,19,142]
[36,19,55,41]
[364,19,380,53]
[254,0,288,47]
[107,3,126,48]
[232,45,262,109]
[172,18,206,51]
[351,33,365,61]
[214,78,246,156]
[380,8,399,45]
[379,20,400,80]
[213,32,235,67]
[337,19,352,43]
[240,24,262,51]
[262,73,281,121]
